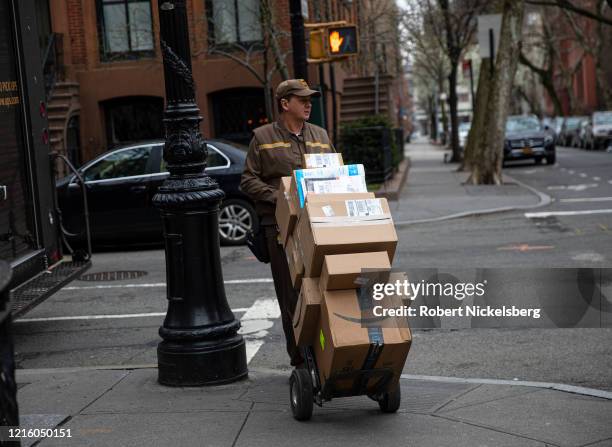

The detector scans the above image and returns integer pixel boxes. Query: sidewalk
[388,142,550,226]
[14,366,612,446]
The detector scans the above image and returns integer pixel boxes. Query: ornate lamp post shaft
[154,0,247,386]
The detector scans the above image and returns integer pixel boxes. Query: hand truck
[289,345,401,421]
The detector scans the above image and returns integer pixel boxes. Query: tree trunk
[448,63,461,161]
[429,95,438,140]
[461,58,492,172]
[467,0,525,185]
[439,83,448,145]
[595,21,612,109]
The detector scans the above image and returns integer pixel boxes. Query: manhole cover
[79,271,148,281]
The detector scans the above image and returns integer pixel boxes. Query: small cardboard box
[292,277,322,347]
[275,176,298,246]
[313,282,412,393]
[295,197,398,278]
[302,152,344,168]
[320,251,391,292]
[285,234,304,290]
[292,164,367,208]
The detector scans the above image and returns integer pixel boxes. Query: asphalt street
[12,144,612,391]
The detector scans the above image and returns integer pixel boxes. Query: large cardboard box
[285,234,304,290]
[313,279,412,393]
[275,176,298,246]
[320,251,391,292]
[292,277,322,347]
[295,197,398,278]
[292,164,367,208]
[302,152,344,168]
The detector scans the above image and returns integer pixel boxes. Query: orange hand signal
[329,31,344,53]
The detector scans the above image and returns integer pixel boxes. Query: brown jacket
[240,120,335,224]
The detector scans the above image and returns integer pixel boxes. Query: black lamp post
[154,0,247,386]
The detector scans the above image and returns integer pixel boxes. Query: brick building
[42,0,408,165]
[544,1,612,116]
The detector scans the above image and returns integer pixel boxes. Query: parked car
[56,140,258,246]
[504,115,556,165]
[582,111,612,150]
[559,116,588,147]
[541,117,563,143]
[458,122,471,149]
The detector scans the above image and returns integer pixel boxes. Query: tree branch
[525,0,612,26]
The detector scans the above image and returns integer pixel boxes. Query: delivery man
[240,79,335,368]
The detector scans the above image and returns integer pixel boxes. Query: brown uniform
[240,120,335,366]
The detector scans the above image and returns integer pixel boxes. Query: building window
[207,0,262,46]
[97,0,154,60]
[103,96,164,146]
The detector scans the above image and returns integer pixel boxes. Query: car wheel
[534,157,543,165]
[218,199,257,246]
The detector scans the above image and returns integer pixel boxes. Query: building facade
[42,0,408,165]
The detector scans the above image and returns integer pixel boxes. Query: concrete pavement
[389,142,550,226]
[8,140,612,446]
[12,365,612,447]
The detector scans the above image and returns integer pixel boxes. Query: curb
[400,373,612,400]
[17,365,610,400]
[393,172,552,228]
[375,158,411,201]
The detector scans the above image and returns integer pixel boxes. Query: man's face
[282,95,312,121]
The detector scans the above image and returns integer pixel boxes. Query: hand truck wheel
[289,368,313,421]
[378,385,401,413]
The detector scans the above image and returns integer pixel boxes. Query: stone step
[46,102,70,111]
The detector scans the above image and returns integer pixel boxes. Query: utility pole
[289,0,309,80]
[154,0,247,386]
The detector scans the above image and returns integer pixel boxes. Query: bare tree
[436,0,488,161]
[561,0,612,109]
[520,1,611,115]
[466,0,525,184]
[358,0,404,78]
[526,0,612,26]
[402,0,487,160]
[400,1,451,141]
[196,0,290,121]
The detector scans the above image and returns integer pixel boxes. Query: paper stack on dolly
[275,153,412,421]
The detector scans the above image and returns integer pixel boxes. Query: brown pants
[263,224,304,366]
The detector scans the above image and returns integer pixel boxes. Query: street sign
[328,26,358,56]
[477,14,502,60]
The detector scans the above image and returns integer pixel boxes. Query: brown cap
[275,79,321,99]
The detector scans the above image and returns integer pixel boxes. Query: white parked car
[583,111,612,150]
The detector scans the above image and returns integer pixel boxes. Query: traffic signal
[328,26,358,56]
[306,22,358,62]
[308,29,326,59]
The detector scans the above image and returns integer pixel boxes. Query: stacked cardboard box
[275,153,412,394]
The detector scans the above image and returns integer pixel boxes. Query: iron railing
[42,33,64,101]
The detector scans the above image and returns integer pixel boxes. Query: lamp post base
[157,334,248,386]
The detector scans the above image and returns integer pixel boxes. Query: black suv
[504,115,556,165]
